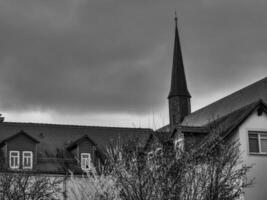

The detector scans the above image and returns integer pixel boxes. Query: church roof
[205,99,267,139]
[168,17,191,99]
[182,76,267,126]
[195,99,267,150]
[160,76,267,131]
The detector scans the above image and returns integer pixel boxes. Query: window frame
[248,131,267,155]
[81,153,91,171]
[22,151,33,169]
[9,151,20,169]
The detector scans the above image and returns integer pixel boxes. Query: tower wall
[169,96,191,128]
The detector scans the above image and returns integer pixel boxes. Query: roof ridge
[189,76,267,117]
[1,121,153,131]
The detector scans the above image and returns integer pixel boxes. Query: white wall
[236,110,267,200]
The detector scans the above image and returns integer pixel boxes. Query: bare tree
[181,136,253,200]
[105,137,155,200]
[0,171,63,200]
[105,133,253,200]
[105,137,186,200]
[67,168,121,200]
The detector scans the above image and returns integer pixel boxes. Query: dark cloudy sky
[0,0,266,129]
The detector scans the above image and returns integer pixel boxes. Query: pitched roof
[182,77,267,126]
[0,122,153,158]
[168,17,191,99]
[205,99,267,139]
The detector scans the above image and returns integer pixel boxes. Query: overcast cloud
[0,0,266,127]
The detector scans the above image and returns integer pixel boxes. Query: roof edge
[0,121,153,132]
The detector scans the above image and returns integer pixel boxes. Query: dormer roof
[0,130,39,147]
[67,135,97,151]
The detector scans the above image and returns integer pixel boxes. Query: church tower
[168,15,191,128]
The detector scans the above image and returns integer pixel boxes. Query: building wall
[169,96,191,126]
[236,110,267,200]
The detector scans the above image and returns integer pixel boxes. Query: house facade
[233,104,267,200]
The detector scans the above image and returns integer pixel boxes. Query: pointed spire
[168,13,191,99]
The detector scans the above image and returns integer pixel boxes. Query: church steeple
[168,14,191,99]
[168,14,191,127]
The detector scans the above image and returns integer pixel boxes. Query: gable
[206,100,267,139]
[0,130,39,145]
[0,130,39,150]
[67,135,96,151]
[79,139,95,152]
[239,109,267,133]
[7,133,37,151]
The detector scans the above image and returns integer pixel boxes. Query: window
[9,151,20,169]
[81,153,91,170]
[22,151,33,169]
[248,131,267,154]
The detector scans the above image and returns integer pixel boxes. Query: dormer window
[3,131,39,170]
[22,151,33,169]
[81,153,91,171]
[9,151,20,169]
